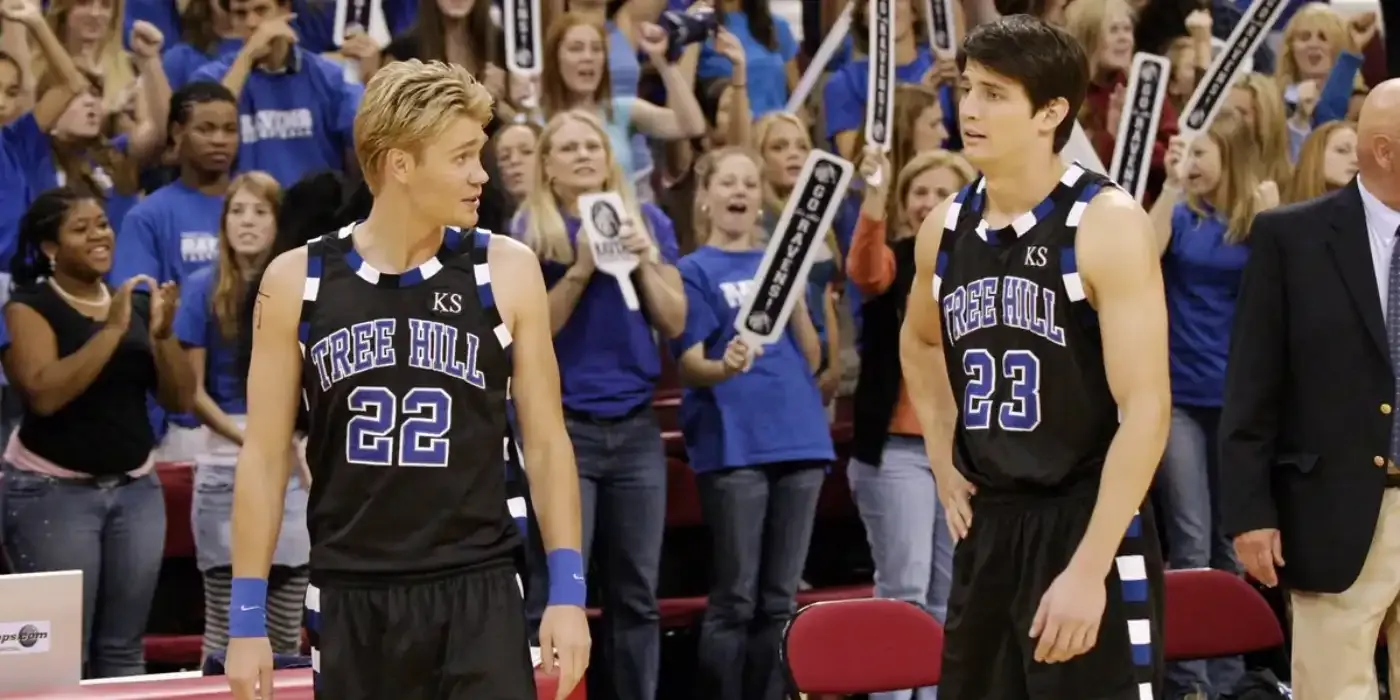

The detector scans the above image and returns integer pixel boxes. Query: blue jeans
[848,436,955,700]
[1156,405,1245,699]
[0,464,166,678]
[696,462,825,700]
[526,409,666,700]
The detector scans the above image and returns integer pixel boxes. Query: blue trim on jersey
[307,248,324,279]
[1077,182,1104,206]
[935,251,949,278]
[1060,248,1078,275]
[953,182,975,205]
[341,226,467,289]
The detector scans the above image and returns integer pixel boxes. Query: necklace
[48,277,111,306]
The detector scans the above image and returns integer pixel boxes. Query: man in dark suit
[1221,78,1400,699]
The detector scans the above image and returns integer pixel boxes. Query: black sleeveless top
[935,165,1120,494]
[298,224,518,584]
[10,285,158,476]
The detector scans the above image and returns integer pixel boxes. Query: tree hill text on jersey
[941,274,1067,347]
[307,318,488,392]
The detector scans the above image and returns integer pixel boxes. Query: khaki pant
[1291,488,1400,699]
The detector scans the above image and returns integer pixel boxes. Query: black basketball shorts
[305,564,535,700]
[939,489,1165,700]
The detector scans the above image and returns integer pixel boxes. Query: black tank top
[935,165,1120,494]
[299,224,518,584]
[10,284,158,476]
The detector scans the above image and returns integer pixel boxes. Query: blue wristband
[228,577,269,638]
[547,549,587,607]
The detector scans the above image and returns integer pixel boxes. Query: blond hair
[751,111,842,262]
[896,150,975,228]
[1232,73,1294,190]
[691,146,764,248]
[1277,3,1364,87]
[511,109,647,266]
[1064,0,1136,79]
[354,59,494,195]
[34,0,135,118]
[1186,108,1265,244]
[1285,120,1354,204]
[214,172,281,340]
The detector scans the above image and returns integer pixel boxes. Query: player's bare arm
[224,247,308,700]
[490,234,591,699]
[899,195,974,539]
[1029,189,1171,665]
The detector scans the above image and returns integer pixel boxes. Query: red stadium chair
[156,462,196,558]
[1163,568,1285,661]
[795,583,874,606]
[142,634,203,668]
[664,458,703,528]
[782,598,943,697]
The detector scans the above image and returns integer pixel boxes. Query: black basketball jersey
[298,224,519,584]
[935,165,1120,493]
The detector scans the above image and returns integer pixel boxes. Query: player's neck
[982,152,1067,217]
[358,198,447,274]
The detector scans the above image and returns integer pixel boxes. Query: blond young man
[222,60,590,700]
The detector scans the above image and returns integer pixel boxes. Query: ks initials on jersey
[307,318,487,392]
[942,275,1066,347]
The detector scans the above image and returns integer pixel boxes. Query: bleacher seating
[1162,568,1286,661]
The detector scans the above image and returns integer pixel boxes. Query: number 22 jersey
[297,224,518,585]
[935,165,1120,494]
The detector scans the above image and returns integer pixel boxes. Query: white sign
[1110,53,1171,202]
[1178,0,1287,139]
[0,621,51,655]
[332,0,388,48]
[579,192,640,311]
[924,0,957,52]
[504,0,543,76]
[734,151,855,350]
[864,0,895,187]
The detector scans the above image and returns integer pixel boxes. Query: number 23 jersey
[298,224,518,583]
[935,165,1121,493]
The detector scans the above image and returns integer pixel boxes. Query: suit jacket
[1220,181,1395,594]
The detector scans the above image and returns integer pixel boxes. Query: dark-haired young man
[114,80,240,462]
[900,15,1169,700]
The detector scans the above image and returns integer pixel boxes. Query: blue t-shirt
[0,115,48,271]
[175,266,247,417]
[1163,203,1249,407]
[514,203,680,418]
[2,113,138,243]
[291,0,417,54]
[697,13,798,117]
[111,180,224,285]
[671,246,834,472]
[164,38,244,91]
[191,48,362,186]
[822,47,933,140]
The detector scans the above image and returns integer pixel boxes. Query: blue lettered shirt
[697,13,798,117]
[175,266,247,416]
[822,47,933,141]
[515,204,680,417]
[671,246,833,472]
[191,48,362,186]
[164,39,244,91]
[1163,203,1249,407]
[112,180,224,285]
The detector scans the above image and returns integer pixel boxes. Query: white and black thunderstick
[864,0,896,186]
[734,151,855,354]
[1178,0,1287,141]
[1109,52,1171,202]
[924,0,957,52]
[504,0,543,108]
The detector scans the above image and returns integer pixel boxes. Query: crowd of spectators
[0,0,1392,697]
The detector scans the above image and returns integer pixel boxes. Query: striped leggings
[202,565,309,658]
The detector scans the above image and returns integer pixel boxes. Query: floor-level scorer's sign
[735,151,855,351]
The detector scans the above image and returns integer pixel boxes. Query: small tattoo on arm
[254,291,270,329]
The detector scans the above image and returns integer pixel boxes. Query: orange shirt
[846,213,922,437]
